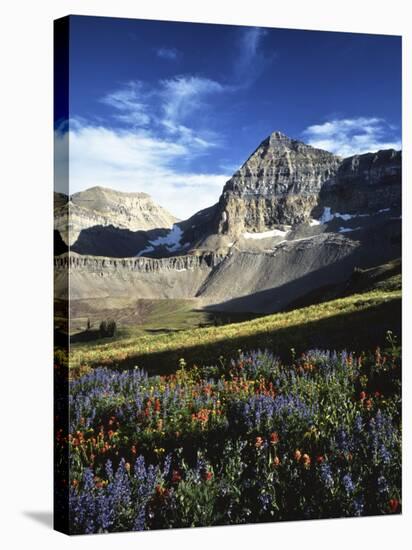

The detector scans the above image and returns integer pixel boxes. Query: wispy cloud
[101,76,224,149]
[234,27,273,87]
[156,47,180,61]
[160,75,225,145]
[302,117,401,157]
[55,120,229,218]
[100,81,151,126]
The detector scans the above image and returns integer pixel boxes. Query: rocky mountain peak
[267,130,293,147]
[215,131,341,235]
[266,130,314,153]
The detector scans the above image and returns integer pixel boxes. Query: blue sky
[58,15,401,218]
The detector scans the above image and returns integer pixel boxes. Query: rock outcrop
[214,131,341,235]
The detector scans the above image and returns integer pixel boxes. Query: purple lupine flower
[319,463,334,490]
[342,474,355,495]
[377,476,389,495]
[163,453,172,478]
[353,495,365,516]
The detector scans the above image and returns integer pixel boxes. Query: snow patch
[378,208,390,213]
[338,226,361,233]
[243,229,288,240]
[317,207,370,224]
[149,224,183,251]
[319,207,334,223]
[136,224,184,256]
[309,218,321,226]
[336,213,354,221]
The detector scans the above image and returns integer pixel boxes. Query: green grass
[70,287,401,375]
[69,298,261,347]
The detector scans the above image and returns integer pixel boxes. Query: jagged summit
[267,130,292,146]
[266,130,305,151]
[256,130,336,155]
[215,131,341,234]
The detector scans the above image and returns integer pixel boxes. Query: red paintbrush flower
[389,498,400,513]
[270,432,280,445]
[171,470,182,483]
[203,470,213,481]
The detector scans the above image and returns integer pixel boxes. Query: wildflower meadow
[56,339,401,534]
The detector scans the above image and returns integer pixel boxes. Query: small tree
[99,320,108,338]
[107,319,117,337]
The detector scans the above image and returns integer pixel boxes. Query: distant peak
[73,186,150,199]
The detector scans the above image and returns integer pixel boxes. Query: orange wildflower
[270,432,280,445]
[294,449,302,462]
[302,454,311,468]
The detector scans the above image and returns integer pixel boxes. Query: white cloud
[55,121,229,219]
[302,117,401,157]
[234,27,273,87]
[156,47,179,60]
[101,76,224,149]
[100,81,151,126]
[160,75,225,140]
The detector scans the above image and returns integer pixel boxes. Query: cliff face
[54,186,178,246]
[214,132,341,235]
[55,252,227,301]
[315,149,401,216]
[55,251,225,273]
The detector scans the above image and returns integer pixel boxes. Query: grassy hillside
[70,286,401,376]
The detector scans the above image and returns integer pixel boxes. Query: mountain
[54,186,178,246]
[214,131,341,235]
[54,131,401,315]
